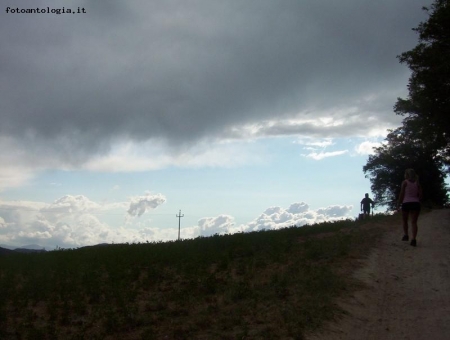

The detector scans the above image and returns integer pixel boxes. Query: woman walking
[397,169,422,247]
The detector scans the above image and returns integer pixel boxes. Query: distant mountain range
[0,244,15,250]
[0,243,113,256]
[0,244,47,255]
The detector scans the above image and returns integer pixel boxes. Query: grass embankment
[0,214,399,339]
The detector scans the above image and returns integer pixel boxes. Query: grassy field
[0,213,399,339]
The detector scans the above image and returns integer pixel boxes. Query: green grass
[0,214,398,339]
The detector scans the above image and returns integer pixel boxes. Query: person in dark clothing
[360,193,374,217]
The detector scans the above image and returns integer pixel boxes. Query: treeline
[364,0,450,210]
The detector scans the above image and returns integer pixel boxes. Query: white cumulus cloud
[1,197,354,248]
[304,150,349,160]
[244,202,353,231]
[127,193,166,217]
[0,193,166,248]
[355,141,382,155]
[198,215,235,237]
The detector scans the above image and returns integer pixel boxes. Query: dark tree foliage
[364,0,450,210]
[395,0,450,164]
[363,121,448,210]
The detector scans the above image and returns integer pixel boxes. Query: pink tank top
[403,180,420,203]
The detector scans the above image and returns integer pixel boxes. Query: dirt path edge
[307,209,450,340]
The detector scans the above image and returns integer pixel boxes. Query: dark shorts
[402,202,421,212]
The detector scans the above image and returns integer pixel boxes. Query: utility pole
[176,209,184,241]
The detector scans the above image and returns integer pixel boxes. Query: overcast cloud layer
[1,0,429,184]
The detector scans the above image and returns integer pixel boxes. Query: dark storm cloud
[1,0,430,162]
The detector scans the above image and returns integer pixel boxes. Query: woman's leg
[402,209,409,236]
[411,209,420,240]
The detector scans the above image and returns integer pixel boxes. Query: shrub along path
[308,209,450,340]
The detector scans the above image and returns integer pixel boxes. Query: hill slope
[0,215,397,339]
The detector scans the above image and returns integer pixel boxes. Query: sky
[0,0,432,249]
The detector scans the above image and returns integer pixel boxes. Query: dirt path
[308,209,450,340]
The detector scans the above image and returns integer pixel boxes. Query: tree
[364,0,449,210]
[395,0,450,164]
[363,121,448,210]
